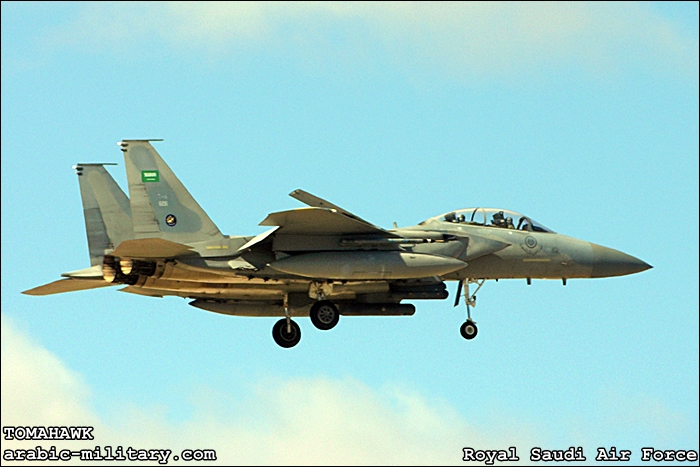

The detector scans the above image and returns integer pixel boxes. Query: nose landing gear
[455,279,485,341]
[460,320,478,340]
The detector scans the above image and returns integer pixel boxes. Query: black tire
[272,318,301,348]
[309,300,340,331]
[460,320,478,340]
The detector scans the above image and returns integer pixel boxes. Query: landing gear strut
[272,292,301,348]
[455,279,485,341]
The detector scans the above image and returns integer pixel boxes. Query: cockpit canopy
[421,208,554,233]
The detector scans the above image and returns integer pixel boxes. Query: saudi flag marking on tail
[141,171,159,182]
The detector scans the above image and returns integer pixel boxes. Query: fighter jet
[23,140,652,347]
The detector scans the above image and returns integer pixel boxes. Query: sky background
[1,2,698,465]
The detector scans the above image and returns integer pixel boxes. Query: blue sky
[1,2,698,465]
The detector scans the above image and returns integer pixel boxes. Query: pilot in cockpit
[491,211,507,228]
[457,214,465,223]
[505,216,514,229]
[517,217,530,231]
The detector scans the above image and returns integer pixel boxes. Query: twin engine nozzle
[102,256,156,284]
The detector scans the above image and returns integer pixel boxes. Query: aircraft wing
[289,189,362,219]
[260,207,400,237]
[22,279,114,296]
[288,189,397,234]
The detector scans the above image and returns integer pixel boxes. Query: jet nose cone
[590,244,652,278]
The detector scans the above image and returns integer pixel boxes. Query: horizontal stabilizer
[261,207,399,237]
[61,265,104,279]
[112,238,193,259]
[22,279,114,296]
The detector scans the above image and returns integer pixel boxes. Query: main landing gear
[309,300,340,331]
[272,318,301,348]
[455,279,485,341]
[272,293,302,348]
[271,290,340,348]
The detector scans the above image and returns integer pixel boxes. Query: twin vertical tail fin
[74,163,134,265]
[22,164,133,295]
[119,140,225,244]
[23,140,224,296]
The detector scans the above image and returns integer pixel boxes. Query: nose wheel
[460,320,478,340]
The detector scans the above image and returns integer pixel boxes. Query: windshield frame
[420,208,555,233]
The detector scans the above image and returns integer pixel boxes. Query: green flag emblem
[141,170,159,182]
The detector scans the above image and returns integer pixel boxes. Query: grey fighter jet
[23,140,652,347]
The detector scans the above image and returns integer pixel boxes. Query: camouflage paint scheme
[23,140,651,347]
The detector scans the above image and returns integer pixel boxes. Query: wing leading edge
[261,207,400,237]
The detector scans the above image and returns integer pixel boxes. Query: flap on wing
[112,238,193,258]
[22,279,114,296]
[260,207,399,237]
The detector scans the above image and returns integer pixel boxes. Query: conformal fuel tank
[267,251,466,280]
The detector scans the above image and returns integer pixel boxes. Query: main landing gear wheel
[272,318,301,348]
[460,320,478,340]
[309,300,340,331]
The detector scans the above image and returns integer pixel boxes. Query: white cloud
[599,390,688,443]
[5,316,693,465]
[1,318,98,427]
[1,316,536,465]
[45,2,698,81]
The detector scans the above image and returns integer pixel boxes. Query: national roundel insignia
[165,214,177,227]
[525,236,537,248]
